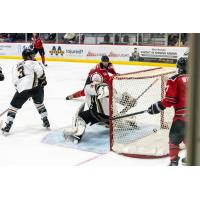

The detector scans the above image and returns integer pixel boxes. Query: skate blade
[44,126,51,131]
[1,131,11,137]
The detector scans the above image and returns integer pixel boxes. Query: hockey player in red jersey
[65,55,117,100]
[31,33,47,67]
[148,57,188,166]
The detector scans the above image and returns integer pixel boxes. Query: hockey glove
[38,76,47,87]
[148,101,166,114]
[29,44,34,50]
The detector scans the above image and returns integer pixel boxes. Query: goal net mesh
[110,68,178,158]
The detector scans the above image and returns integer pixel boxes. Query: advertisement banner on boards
[0,43,189,63]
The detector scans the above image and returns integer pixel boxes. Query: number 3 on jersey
[17,64,25,79]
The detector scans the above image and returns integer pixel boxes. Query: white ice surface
[0,59,185,166]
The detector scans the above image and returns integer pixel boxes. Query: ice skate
[169,157,180,166]
[42,117,50,128]
[66,95,73,100]
[1,122,13,136]
[182,157,187,165]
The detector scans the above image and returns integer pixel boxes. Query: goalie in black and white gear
[64,82,110,144]
[63,81,138,143]
[1,48,50,135]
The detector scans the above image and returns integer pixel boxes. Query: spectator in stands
[64,33,77,44]
[48,33,56,42]
[168,34,174,46]
[80,34,85,44]
[114,34,120,44]
[168,34,179,46]
[138,34,142,45]
[13,34,25,42]
[103,34,110,44]
[4,34,13,42]
[181,33,188,46]
[123,34,129,44]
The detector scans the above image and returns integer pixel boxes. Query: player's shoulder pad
[17,61,25,66]
[169,74,179,81]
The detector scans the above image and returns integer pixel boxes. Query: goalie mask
[91,72,103,83]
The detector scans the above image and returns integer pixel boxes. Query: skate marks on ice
[42,124,110,154]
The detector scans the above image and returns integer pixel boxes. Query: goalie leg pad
[64,116,86,143]
[73,116,86,137]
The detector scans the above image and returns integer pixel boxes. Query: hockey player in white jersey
[0,66,4,81]
[1,48,50,135]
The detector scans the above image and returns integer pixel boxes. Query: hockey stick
[0,109,8,129]
[112,110,148,120]
[0,109,8,117]
[117,78,159,115]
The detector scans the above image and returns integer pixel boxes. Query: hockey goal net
[109,67,177,158]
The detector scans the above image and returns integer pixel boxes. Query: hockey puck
[153,128,157,133]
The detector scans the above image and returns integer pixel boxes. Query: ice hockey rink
[0,59,186,166]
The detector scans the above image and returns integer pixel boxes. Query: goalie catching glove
[148,101,166,114]
[96,83,109,99]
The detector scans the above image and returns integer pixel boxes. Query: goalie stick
[116,78,159,115]
[135,78,159,101]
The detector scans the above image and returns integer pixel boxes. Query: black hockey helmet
[22,48,35,60]
[177,57,188,74]
[101,55,109,62]
[33,33,39,38]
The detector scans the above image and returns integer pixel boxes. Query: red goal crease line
[75,154,107,166]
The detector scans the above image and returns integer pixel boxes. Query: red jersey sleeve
[107,63,117,75]
[161,78,177,108]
